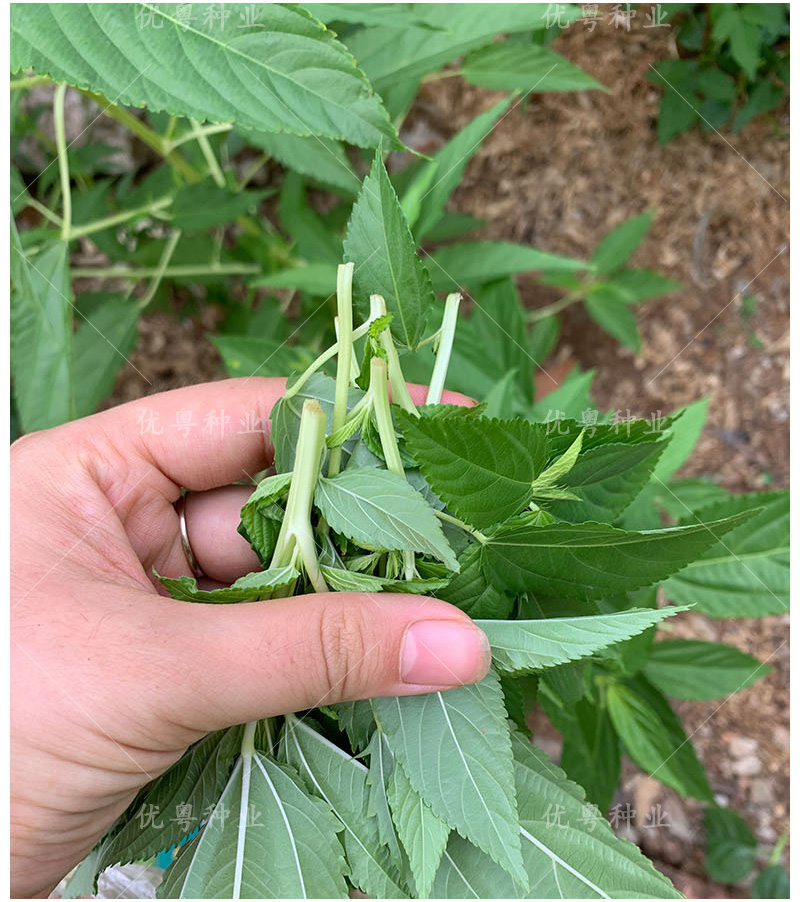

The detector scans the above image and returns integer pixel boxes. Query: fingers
[181,486,261,582]
[71,378,473,497]
[78,378,287,492]
[157,592,491,734]
[406,384,475,408]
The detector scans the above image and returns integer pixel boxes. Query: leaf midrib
[253,755,307,898]
[289,726,399,892]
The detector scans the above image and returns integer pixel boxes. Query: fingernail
[400,620,491,687]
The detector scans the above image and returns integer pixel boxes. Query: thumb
[161,592,491,734]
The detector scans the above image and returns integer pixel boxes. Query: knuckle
[315,600,371,703]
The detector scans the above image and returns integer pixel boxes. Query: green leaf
[712,9,761,79]
[607,676,713,801]
[399,414,547,529]
[618,398,711,528]
[282,718,406,898]
[482,512,756,601]
[463,42,603,93]
[160,750,349,898]
[657,88,700,144]
[529,368,596,420]
[663,491,789,617]
[591,212,653,274]
[545,440,667,522]
[426,241,590,291]
[733,79,786,132]
[320,565,447,595]
[412,97,512,240]
[600,267,682,303]
[649,478,730,520]
[157,566,300,603]
[423,212,485,242]
[315,467,458,569]
[10,4,400,150]
[584,296,641,351]
[271,373,364,473]
[530,429,583,490]
[387,759,450,898]
[443,278,534,403]
[332,699,376,752]
[172,185,270,232]
[541,689,621,812]
[644,638,773,700]
[61,848,102,899]
[364,731,403,866]
[97,727,243,875]
[478,607,686,675]
[704,806,757,884]
[512,732,680,897]
[240,129,359,194]
[250,264,337,295]
[212,334,316,380]
[373,670,526,887]
[239,473,292,566]
[344,151,435,349]
[346,4,580,90]
[11,231,74,431]
[73,293,140,418]
[436,541,514,619]
[432,732,681,898]
[311,4,447,29]
[752,864,791,899]
[278,172,341,265]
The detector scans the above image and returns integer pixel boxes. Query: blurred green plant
[649,3,789,144]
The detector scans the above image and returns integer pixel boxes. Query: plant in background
[650,3,789,143]
[11,4,789,897]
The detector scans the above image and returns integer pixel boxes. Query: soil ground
[95,13,788,900]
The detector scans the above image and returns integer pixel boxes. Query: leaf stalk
[53,83,71,241]
[426,292,461,405]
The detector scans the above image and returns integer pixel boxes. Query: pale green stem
[190,119,227,187]
[427,292,461,405]
[240,720,257,757]
[328,263,355,477]
[270,400,328,593]
[68,196,173,240]
[769,833,788,866]
[527,291,584,322]
[70,262,259,280]
[416,328,442,349]
[434,509,488,544]
[335,316,360,383]
[53,83,71,241]
[25,196,62,226]
[238,152,270,190]
[11,74,51,90]
[281,318,374,402]
[163,115,178,144]
[370,294,419,416]
[168,121,233,152]
[371,358,415,578]
[421,69,463,84]
[139,229,181,310]
[83,92,199,181]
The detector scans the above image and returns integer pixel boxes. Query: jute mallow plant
[81,153,784,899]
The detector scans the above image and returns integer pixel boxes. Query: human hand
[11,378,490,898]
